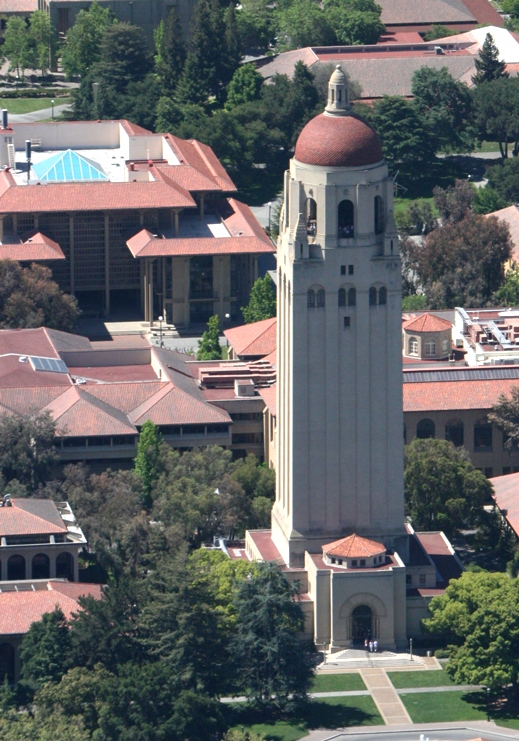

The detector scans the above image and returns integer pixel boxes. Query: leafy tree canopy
[486,157,519,204]
[433,179,474,225]
[473,77,519,158]
[423,24,459,41]
[134,420,163,506]
[411,66,474,152]
[231,561,314,707]
[472,184,507,215]
[489,385,519,450]
[404,438,492,536]
[0,411,58,493]
[61,1,115,79]
[20,608,71,695]
[225,63,264,110]
[0,261,79,332]
[423,571,519,693]
[402,213,512,308]
[275,0,335,51]
[197,315,222,360]
[242,274,276,323]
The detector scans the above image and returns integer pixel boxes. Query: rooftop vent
[235,378,255,397]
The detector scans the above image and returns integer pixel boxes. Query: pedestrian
[369,640,373,653]
[374,639,378,652]
[364,638,368,650]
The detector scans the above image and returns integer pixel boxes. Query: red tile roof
[295,113,383,168]
[491,471,519,537]
[224,317,277,358]
[0,581,102,636]
[164,135,237,192]
[43,386,138,436]
[0,498,67,537]
[403,378,519,412]
[0,175,195,214]
[322,533,386,558]
[403,313,453,332]
[127,233,274,258]
[0,231,65,262]
[129,383,231,425]
[0,0,36,11]
[377,0,475,25]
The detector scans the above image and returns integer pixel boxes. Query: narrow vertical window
[307,289,315,308]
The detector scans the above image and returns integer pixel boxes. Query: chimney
[1,109,8,129]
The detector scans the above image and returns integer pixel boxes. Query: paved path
[360,667,412,726]
[9,103,71,123]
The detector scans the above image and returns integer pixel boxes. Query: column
[69,214,75,294]
[104,213,110,315]
[50,554,56,579]
[174,210,179,236]
[148,260,154,327]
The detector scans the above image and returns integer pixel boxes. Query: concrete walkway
[360,667,412,726]
[9,103,71,123]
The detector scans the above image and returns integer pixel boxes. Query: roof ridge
[9,500,67,533]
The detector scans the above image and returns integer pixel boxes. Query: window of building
[344,316,351,328]
[474,419,492,450]
[417,418,435,439]
[338,288,346,307]
[378,286,387,305]
[406,574,412,585]
[338,199,354,237]
[316,289,325,307]
[341,265,346,275]
[408,336,418,355]
[360,559,366,567]
[445,419,464,447]
[306,197,317,236]
[369,287,377,306]
[374,195,384,234]
[442,337,450,354]
[352,559,357,567]
[425,339,436,356]
[348,265,354,275]
[484,467,493,478]
[307,289,315,308]
[331,558,336,564]
[207,424,229,435]
[338,559,343,565]
[348,287,356,307]
[182,425,206,436]
[190,256,213,299]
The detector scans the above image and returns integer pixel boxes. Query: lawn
[311,672,366,692]
[387,670,454,689]
[228,695,382,741]
[400,690,487,723]
[0,97,71,114]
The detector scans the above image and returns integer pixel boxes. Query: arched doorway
[352,605,372,643]
[7,555,25,580]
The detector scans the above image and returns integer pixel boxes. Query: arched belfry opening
[338,200,354,238]
[306,197,317,236]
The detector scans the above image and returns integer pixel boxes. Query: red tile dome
[294,113,383,168]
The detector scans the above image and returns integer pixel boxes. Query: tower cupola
[325,65,349,116]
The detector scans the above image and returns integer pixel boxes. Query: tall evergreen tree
[472,32,509,85]
[20,608,71,694]
[134,420,163,507]
[154,7,186,95]
[197,315,222,359]
[176,0,226,105]
[61,2,114,79]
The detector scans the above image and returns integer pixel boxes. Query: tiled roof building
[0,117,274,327]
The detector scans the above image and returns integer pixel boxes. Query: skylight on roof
[32,150,108,183]
[29,356,68,374]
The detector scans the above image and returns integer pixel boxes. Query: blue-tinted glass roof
[32,149,108,182]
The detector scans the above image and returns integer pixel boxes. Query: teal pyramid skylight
[32,149,108,182]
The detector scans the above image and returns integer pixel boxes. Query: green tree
[0,412,58,492]
[61,2,114,79]
[3,17,33,78]
[497,266,519,307]
[411,67,474,152]
[94,22,151,93]
[20,608,71,694]
[231,561,314,707]
[0,261,79,332]
[423,571,519,693]
[423,24,459,41]
[242,274,276,323]
[433,180,474,225]
[364,96,436,179]
[224,731,266,741]
[176,0,227,105]
[28,10,55,75]
[323,0,384,45]
[472,184,507,215]
[134,420,163,507]
[486,157,519,203]
[154,7,186,94]
[403,213,512,308]
[401,294,427,311]
[225,63,263,110]
[404,438,492,536]
[197,315,222,360]
[276,0,335,50]
[472,32,508,85]
[489,385,519,450]
[473,77,519,158]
